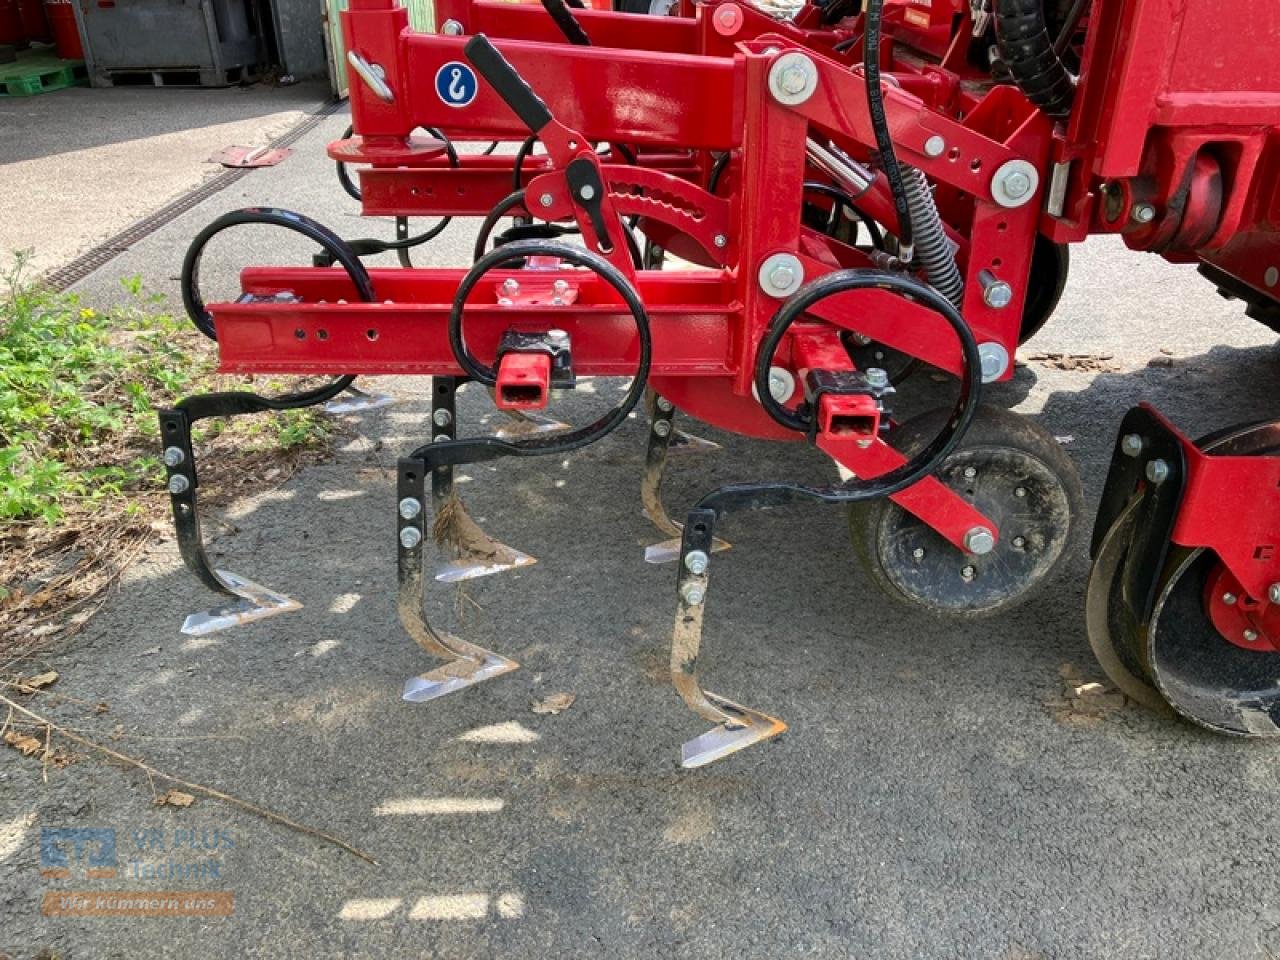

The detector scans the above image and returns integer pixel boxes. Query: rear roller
[850,404,1082,617]
[1088,418,1280,732]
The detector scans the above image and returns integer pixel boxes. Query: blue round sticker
[435,61,478,108]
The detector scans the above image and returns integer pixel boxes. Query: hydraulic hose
[994,0,1074,118]
[901,167,963,306]
[863,0,913,251]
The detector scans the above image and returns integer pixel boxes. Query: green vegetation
[0,254,331,524]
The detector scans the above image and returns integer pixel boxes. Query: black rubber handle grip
[464,35,553,134]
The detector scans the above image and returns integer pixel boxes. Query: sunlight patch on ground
[338,898,403,920]
[309,638,342,656]
[328,593,361,614]
[372,797,505,816]
[316,489,365,501]
[0,812,37,863]
[457,721,540,744]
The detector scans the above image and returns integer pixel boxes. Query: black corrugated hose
[994,0,1075,117]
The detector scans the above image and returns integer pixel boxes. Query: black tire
[849,404,1083,618]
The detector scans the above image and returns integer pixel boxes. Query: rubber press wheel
[849,405,1083,618]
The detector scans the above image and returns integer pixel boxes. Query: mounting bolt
[923,135,946,158]
[964,527,996,555]
[167,474,189,495]
[502,278,519,295]
[684,550,710,575]
[432,408,453,427]
[579,183,596,201]
[979,270,1013,309]
[547,329,570,348]
[713,234,727,248]
[864,367,889,389]
[768,52,818,106]
[1270,583,1280,604]
[441,18,463,35]
[553,279,570,294]
[1222,592,1237,605]
[656,396,674,413]
[653,419,672,438]
[400,526,423,549]
[398,497,422,520]
[1145,459,1170,484]
[1131,203,1157,224]
[539,193,553,208]
[990,160,1040,208]
[1121,434,1145,457]
[680,581,706,606]
[758,253,804,298]
[767,366,796,403]
[1266,266,1279,288]
[162,446,185,467]
[1244,629,1259,643]
[978,342,1010,382]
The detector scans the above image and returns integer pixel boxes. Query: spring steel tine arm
[157,376,353,634]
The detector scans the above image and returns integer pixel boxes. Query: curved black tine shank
[156,381,350,635]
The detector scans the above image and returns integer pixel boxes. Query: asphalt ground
[2,105,1279,959]
[0,83,328,276]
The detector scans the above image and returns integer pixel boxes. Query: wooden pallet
[0,54,87,97]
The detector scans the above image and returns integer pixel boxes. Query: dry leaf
[531,692,576,715]
[154,789,196,808]
[14,671,58,694]
[4,730,43,756]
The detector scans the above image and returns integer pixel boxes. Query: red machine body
[165,0,1280,757]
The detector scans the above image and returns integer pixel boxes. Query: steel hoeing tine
[324,384,395,415]
[158,407,301,635]
[669,509,785,767]
[642,393,730,564]
[430,378,536,582]
[397,457,518,702]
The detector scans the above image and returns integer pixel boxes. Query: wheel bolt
[961,564,976,580]
[963,466,977,480]
[912,547,925,561]
[1012,536,1026,549]
[964,527,995,555]
[1014,486,1027,498]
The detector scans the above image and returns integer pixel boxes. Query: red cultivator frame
[159,0,1280,763]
